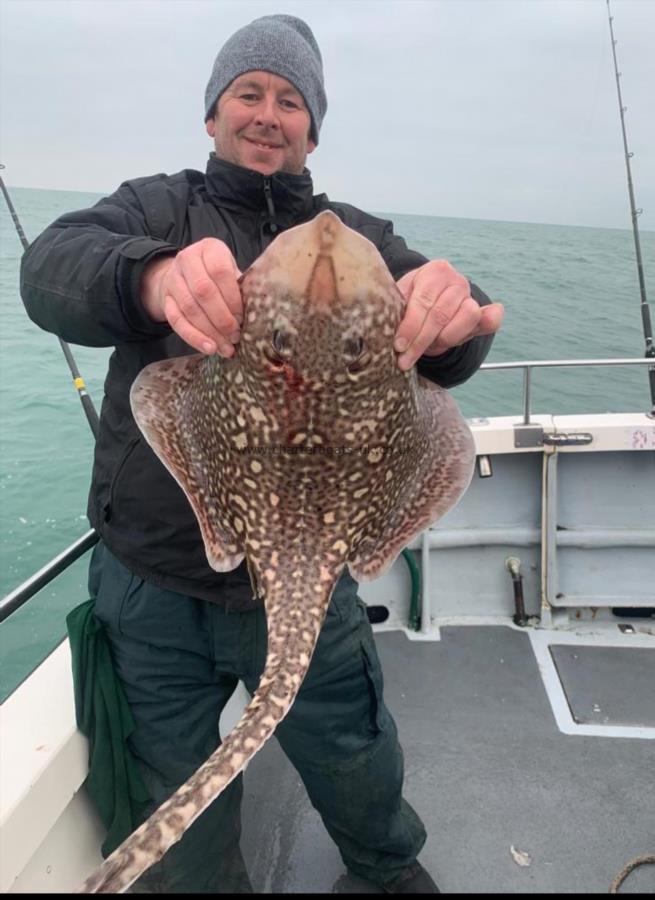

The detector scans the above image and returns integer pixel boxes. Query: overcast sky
[1,0,653,229]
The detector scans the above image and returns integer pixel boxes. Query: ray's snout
[306,212,351,311]
[246,208,396,318]
[305,211,347,313]
[304,210,389,313]
[309,209,370,269]
[312,209,343,252]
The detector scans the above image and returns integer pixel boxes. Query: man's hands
[142,243,503,370]
[141,238,243,356]
[394,260,504,371]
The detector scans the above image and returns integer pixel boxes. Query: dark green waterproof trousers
[89,542,426,892]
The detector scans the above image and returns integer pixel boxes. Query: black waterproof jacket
[20,155,494,608]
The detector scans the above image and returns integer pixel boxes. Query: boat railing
[1,355,653,624]
[0,529,98,623]
[479,356,654,425]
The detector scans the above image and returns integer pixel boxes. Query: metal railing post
[522,366,532,424]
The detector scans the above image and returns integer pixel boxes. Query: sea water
[1,185,652,698]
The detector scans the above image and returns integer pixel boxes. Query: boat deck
[239,624,655,893]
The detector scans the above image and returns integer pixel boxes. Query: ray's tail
[78,574,335,894]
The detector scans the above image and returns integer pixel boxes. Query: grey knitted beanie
[204,14,327,144]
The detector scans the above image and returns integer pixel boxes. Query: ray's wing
[129,356,243,572]
[348,378,475,581]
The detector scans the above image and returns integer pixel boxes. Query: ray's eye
[272,329,289,354]
[345,337,364,358]
[264,329,290,368]
[344,336,369,373]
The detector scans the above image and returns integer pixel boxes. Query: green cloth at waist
[66,598,150,857]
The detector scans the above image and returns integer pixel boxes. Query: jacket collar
[205,154,316,228]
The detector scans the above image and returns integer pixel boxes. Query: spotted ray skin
[79,210,475,893]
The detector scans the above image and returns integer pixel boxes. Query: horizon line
[3,182,652,235]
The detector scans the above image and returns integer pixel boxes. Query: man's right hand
[141,238,243,356]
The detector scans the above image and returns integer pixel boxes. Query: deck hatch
[548,644,655,727]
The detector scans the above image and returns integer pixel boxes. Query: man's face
[206,71,316,177]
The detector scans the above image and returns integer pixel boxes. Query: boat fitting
[506,556,528,626]
[477,454,493,478]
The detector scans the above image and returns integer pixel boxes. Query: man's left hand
[394,260,504,371]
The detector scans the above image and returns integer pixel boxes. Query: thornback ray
[79,209,476,893]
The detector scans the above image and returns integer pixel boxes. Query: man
[20,14,503,894]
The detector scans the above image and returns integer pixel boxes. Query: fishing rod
[0,164,100,438]
[603,6,655,889]
[605,0,655,417]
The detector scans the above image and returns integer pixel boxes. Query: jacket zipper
[262,178,279,237]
